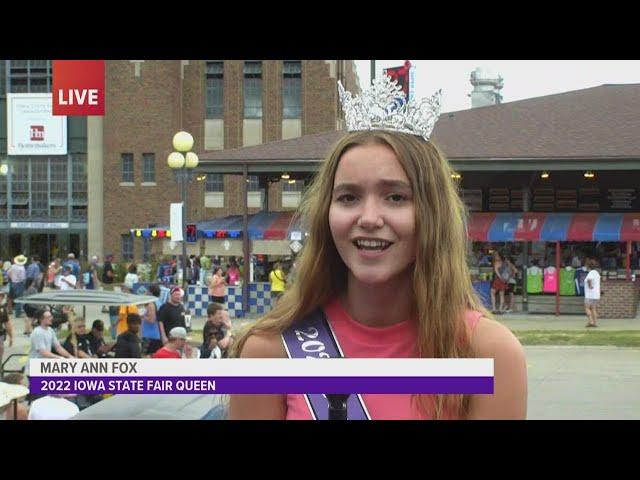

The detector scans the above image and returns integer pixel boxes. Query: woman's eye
[387,194,408,203]
[336,194,357,203]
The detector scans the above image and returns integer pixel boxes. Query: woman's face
[329,143,416,285]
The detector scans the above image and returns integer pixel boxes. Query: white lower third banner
[29,359,494,395]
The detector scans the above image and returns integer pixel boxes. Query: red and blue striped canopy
[468,212,640,242]
[198,211,304,240]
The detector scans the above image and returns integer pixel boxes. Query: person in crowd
[26,255,43,292]
[47,257,62,289]
[115,287,139,337]
[199,255,211,285]
[490,251,508,314]
[101,254,116,291]
[226,261,241,286]
[191,257,201,285]
[82,256,100,290]
[584,259,601,328]
[158,287,187,345]
[21,281,40,336]
[208,267,226,306]
[86,319,115,358]
[62,317,93,358]
[152,326,190,358]
[0,290,14,367]
[7,254,27,319]
[63,253,81,279]
[503,256,519,313]
[59,265,77,291]
[269,262,286,304]
[124,263,139,290]
[141,284,163,356]
[201,302,234,359]
[114,313,142,358]
[26,309,74,387]
[230,80,526,419]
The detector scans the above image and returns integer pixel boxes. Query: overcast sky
[354,60,640,113]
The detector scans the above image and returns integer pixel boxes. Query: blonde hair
[233,130,490,419]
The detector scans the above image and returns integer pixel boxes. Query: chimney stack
[469,67,504,108]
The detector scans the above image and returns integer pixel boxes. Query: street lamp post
[167,131,199,308]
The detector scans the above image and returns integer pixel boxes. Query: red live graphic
[52,60,105,116]
[30,125,45,141]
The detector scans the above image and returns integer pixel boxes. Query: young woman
[229,76,527,419]
[229,128,527,420]
[208,267,226,306]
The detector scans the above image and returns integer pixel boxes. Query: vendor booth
[468,212,640,317]
[132,211,305,318]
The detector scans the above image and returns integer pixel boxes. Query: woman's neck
[342,271,414,327]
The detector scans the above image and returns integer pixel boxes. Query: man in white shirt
[59,265,77,291]
[584,259,601,328]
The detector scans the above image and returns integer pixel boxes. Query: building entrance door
[29,234,51,264]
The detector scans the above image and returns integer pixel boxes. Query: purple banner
[282,309,370,419]
[30,376,493,395]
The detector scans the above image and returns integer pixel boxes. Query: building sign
[10,222,69,229]
[290,240,303,253]
[7,93,67,155]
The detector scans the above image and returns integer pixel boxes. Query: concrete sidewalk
[496,313,640,331]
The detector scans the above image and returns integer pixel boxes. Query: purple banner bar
[30,376,493,395]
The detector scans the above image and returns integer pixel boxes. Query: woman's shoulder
[469,315,525,361]
[240,331,288,359]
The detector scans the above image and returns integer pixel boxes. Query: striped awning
[468,212,640,242]
[198,211,305,241]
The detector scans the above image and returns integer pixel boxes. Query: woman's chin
[348,267,403,286]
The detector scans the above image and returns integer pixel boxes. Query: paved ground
[525,346,640,419]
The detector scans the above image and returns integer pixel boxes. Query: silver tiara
[338,75,442,141]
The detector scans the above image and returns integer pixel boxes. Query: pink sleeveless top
[285,298,483,420]
[543,267,557,293]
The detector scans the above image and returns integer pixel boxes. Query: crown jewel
[338,75,442,141]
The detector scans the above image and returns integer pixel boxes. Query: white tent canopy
[14,290,157,306]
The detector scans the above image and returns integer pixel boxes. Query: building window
[121,234,134,261]
[142,237,152,262]
[31,158,48,218]
[50,158,68,219]
[72,156,87,221]
[243,61,262,119]
[282,179,304,192]
[11,162,29,219]
[142,153,155,183]
[121,153,134,183]
[206,61,224,119]
[8,60,52,93]
[205,174,224,193]
[248,175,260,192]
[283,61,302,119]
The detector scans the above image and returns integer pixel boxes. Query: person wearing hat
[7,254,27,320]
[157,287,187,345]
[152,326,190,358]
[0,289,14,367]
[59,264,77,291]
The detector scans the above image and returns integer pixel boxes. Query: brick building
[91,60,359,261]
